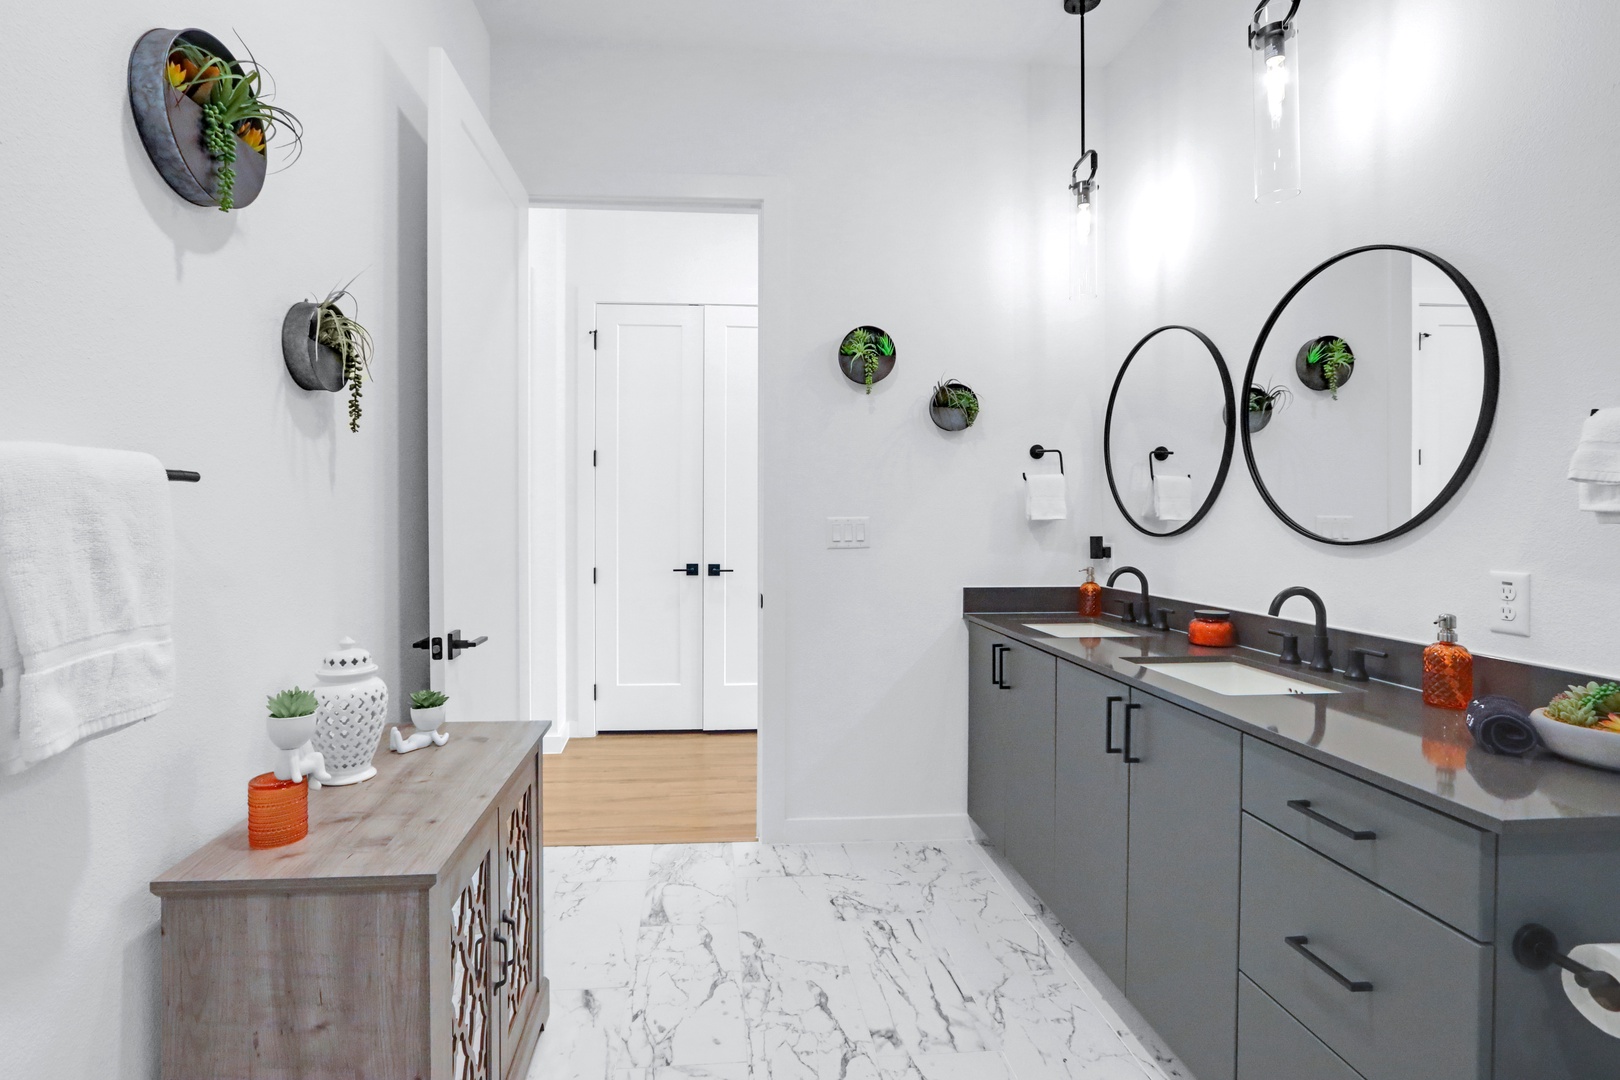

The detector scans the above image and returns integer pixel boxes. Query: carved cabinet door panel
[496,753,543,1079]
[443,823,497,1080]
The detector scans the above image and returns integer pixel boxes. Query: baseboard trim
[775,812,972,844]
[543,731,569,755]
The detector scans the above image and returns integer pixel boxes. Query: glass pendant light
[1250,0,1302,203]
[1065,0,1101,295]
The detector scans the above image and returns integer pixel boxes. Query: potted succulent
[265,687,319,752]
[282,282,375,432]
[1245,382,1292,432]
[839,326,896,393]
[929,378,981,431]
[409,689,449,732]
[128,29,302,211]
[1296,336,1355,398]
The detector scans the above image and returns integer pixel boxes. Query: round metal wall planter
[129,28,267,209]
[929,381,979,431]
[838,326,896,391]
[1294,335,1355,393]
[282,303,346,392]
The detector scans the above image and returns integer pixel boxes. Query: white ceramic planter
[266,712,317,751]
[1530,708,1620,772]
[409,705,446,732]
[310,637,390,786]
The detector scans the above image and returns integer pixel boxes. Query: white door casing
[427,49,530,721]
[702,306,760,732]
[1411,303,1483,513]
[594,304,706,731]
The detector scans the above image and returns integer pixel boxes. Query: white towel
[1569,409,1620,484]
[0,443,175,774]
[1026,473,1067,521]
[1152,474,1194,522]
[1577,481,1620,525]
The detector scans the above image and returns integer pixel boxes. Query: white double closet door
[594,303,758,732]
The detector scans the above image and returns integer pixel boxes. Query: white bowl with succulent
[1530,681,1620,772]
[391,690,451,754]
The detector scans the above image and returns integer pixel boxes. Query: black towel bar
[165,470,201,482]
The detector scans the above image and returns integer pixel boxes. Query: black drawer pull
[1286,935,1373,993]
[1287,799,1376,841]
[1104,696,1123,755]
[990,644,1007,688]
[1123,702,1142,764]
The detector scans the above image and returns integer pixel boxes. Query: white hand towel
[1569,409,1620,483]
[0,443,174,774]
[1026,473,1068,521]
[1577,481,1620,525]
[1152,474,1194,522]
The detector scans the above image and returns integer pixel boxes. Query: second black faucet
[1108,566,1152,627]
[1269,586,1333,672]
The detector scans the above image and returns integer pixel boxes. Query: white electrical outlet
[828,517,869,549]
[1490,571,1531,637]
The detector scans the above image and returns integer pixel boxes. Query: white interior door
[595,304,705,731]
[1411,303,1483,512]
[703,306,760,732]
[427,49,529,721]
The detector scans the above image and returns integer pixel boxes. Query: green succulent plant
[1545,682,1620,727]
[410,689,449,710]
[267,687,318,718]
[931,378,980,425]
[1305,338,1354,399]
[840,328,894,394]
[167,36,303,212]
[312,279,376,433]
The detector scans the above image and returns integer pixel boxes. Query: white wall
[0,3,490,1076]
[1099,0,1620,673]
[496,47,1102,838]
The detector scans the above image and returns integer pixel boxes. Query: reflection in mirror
[1245,248,1497,544]
[1104,326,1235,537]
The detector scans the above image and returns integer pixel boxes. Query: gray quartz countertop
[967,611,1620,836]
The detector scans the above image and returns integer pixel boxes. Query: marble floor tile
[631,924,748,1068]
[531,987,637,1079]
[548,844,658,886]
[646,844,738,928]
[548,878,649,990]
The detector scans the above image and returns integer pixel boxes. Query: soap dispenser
[1079,566,1103,618]
[1423,614,1474,711]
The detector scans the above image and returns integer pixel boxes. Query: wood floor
[542,731,757,846]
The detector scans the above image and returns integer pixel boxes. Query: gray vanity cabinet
[1052,661,1131,987]
[1124,690,1243,1080]
[967,624,1009,849]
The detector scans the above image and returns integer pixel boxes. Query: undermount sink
[1136,660,1338,697]
[1024,621,1139,639]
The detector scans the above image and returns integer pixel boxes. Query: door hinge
[593,449,597,467]
[590,329,598,350]
[592,567,597,584]
[759,593,764,609]
[593,683,598,700]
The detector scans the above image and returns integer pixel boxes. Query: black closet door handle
[707,563,735,576]
[1104,696,1124,754]
[1123,702,1142,763]
[1286,936,1374,992]
[1287,800,1377,841]
[671,563,700,575]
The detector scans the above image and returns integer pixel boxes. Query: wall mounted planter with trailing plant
[839,326,896,393]
[929,379,980,431]
[282,303,346,392]
[1295,335,1355,397]
[128,28,301,211]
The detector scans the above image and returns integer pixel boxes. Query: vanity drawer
[1242,736,1495,939]
[1240,816,1491,1080]
[1238,975,1362,1080]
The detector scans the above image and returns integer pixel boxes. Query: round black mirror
[1104,325,1237,537]
[1243,246,1499,545]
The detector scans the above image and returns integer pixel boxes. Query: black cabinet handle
[1123,702,1142,764]
[707,563,735,576]
[1287,799,1377,841]
[998,645,1013,691]
[1286,935,1373,992]
[492,924,511,992]
[1105,696,1124,754]
[990,644,1007,688]
[672,563,699,575]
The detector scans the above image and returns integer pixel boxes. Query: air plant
[840,328,895,394]
[1305,337,1354,399]
[931,378,981,426]
[166,36,303,211]
[266,687,319,718]
[312,280,376,433]
[1247,381,1293,415]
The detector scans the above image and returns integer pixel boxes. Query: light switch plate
[828,517,869,549]
[1490,570,1531,636]
[1315,515,1353,541]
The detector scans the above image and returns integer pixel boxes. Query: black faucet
[1268,587,1333,672]
[1108,566,1152,627]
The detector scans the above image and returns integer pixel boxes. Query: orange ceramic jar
[1188,609,1237,647]
[248,772,309,849]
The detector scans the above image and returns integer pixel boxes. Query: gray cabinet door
[967,625,1008,849]
[1000,642,1057,900]
[1052,661,1131,987]
[1125,691,1242,1080]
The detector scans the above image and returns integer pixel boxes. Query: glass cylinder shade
[1072,179,1099,298]
[1251,8,1301,204]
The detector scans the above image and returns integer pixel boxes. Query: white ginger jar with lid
[310,636,390,785]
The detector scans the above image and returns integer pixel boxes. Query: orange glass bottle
[1422,614,1474,711]
[1078,566,1103,618]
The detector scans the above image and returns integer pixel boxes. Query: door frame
[531,175,788,843]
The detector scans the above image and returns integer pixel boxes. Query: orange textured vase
[1422,614,1473,711]
[247,772,309,849]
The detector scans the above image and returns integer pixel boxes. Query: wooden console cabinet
[151,721,549,1080]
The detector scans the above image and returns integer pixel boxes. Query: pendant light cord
[1080,7,1087,153]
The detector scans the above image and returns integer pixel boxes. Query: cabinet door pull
[1104,696,1124,754]
[1287,799,1377,841]
[990,644,1006,688]
[1122,702,1142,764]
[1286,935,1374,992]
[998,646,1013,691]
[492,923,511,992]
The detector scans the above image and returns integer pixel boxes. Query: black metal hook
[1147,447,1174,481]
[1029,445,1065,475]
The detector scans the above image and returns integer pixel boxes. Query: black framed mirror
[1242,245,1499,546]
[1104,325,1237,537]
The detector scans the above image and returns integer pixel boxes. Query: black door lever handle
[447,630,488,660]
[412,636,443,660]
[708,564,735,576]
[672,563,700,575]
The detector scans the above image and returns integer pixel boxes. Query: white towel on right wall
[1570,409,1620,524]
[1153,474,1194,522]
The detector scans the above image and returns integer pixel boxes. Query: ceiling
[473,0,1164,66]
